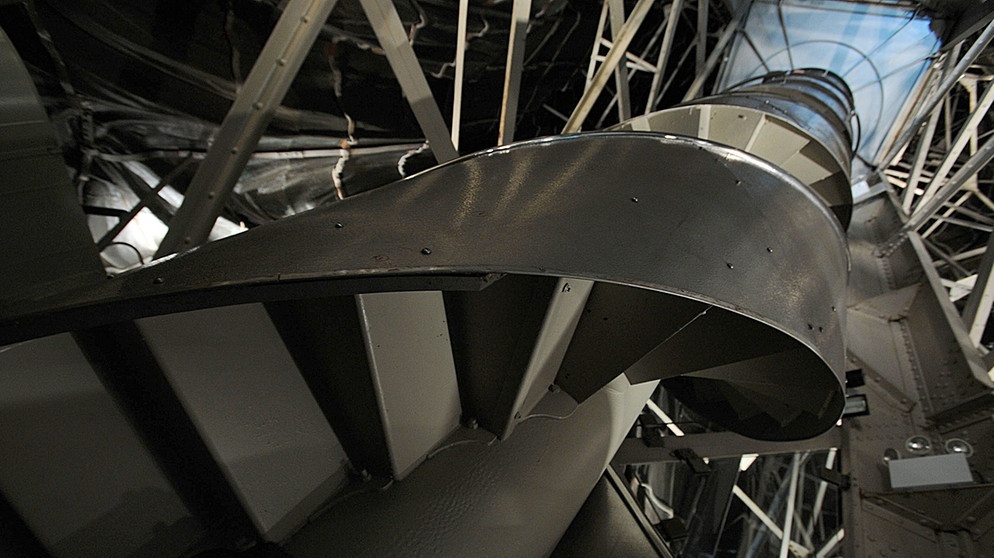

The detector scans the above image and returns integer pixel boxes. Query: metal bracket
[673,448,711,475]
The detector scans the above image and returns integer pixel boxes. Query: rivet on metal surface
[421,248,432,255]
[230,148,238,155]
[277,58,287,66]
[152,277,164,285]
[335,223,344,228]
[726,262,734,269]
[946,438,974,456]
[906,436,930,453]
[631,197,639,203]
[766,247,773,253]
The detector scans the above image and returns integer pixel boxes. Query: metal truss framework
[11,0,994,556]
[882,18,994,361]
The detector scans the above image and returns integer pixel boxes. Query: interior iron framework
[3,0,994,557]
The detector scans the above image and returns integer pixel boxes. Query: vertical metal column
[607,0,633,121]
[155,0,339,258]
[696,0,708,75]
[451,0,469,150]
[645,0,686,113]
[497,0,533,145]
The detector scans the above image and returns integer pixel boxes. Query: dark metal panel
[443,275,558,435]
[265,297,392,477]
[0,490,48,558]
[556,282,709,402]
[72,322,257,541]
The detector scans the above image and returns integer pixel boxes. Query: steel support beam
[915,78,994,210]
[155,0,338,258]
[733,485,786,541]
[613,428,841,465]
[682,13,741,102]
[814,529,844,558]
[901,103,942,213]
[584,2,610,92]
[696,0,708,75]
[451,0,469,150]
[779,453,801,558]
[564,0,654,132]
[963,230,994,345]
[896,133,994,238]
[878,18,994,168]
[607,0,633,121]
[360,0,458,161]
[645,0,686,113]
[498,0,532,145]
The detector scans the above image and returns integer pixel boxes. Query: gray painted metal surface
[888,453,974,489]
[0,334,200,557]
[355,291,461,479]
[1,132,848,440]
[138,304,349,540]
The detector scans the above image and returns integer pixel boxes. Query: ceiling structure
[3,0,994,557]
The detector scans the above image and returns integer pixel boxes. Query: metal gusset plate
[1,132,848,440]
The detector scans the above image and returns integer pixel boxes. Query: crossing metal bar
[901,103,942,213]
[564,0,654,132]
[682,13,742,102]
[779,453,801,558]
[645,0,686,113]
[360,0,459,161]
[697,0,708,75]
[878,18,994,168]
[915,78,994,210]
[963,231,994,345]
[155,0,339,258]
[498,0,533,145]
[451,0,469,150]
[607,0,633,121]
[881,133,994,255]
